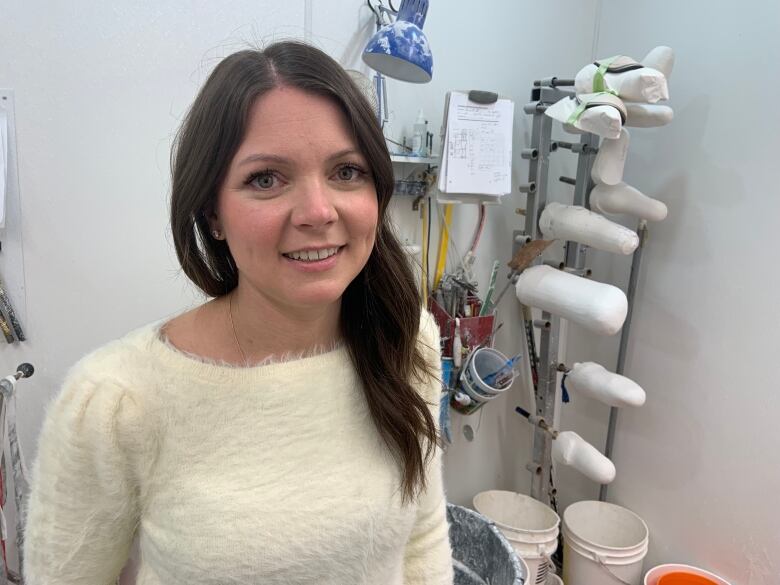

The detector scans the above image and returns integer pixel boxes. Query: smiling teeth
[285,247,340,261]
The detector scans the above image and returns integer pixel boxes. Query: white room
[0,1,777,584]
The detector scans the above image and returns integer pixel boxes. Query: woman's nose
[291,179,338,228]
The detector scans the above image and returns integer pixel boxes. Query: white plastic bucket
[546,573,564,585]
[474,490,560,585]
[459,347,515,401]
[562,501,648,585]
[644,564,732,585]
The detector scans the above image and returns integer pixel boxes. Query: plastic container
[562,500,648,585]
[474,490,560,585]
[645,564,731,585]
[412,109,427,156]
[460,347,515,398]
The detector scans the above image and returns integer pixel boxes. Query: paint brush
[507,239,555,271]
[486,239,556,312]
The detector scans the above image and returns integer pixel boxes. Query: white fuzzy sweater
[23,311,454,585]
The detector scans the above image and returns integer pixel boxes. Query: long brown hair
[170,41,438,503]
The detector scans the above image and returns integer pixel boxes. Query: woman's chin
[283,289,346,311]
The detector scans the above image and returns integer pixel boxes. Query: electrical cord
[469,204,486,254]
[366,0,379,19]
[426,196,432,299]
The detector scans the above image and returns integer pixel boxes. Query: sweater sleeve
[403,310,454,585]
[23,363,146,585]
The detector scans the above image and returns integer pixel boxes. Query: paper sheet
[437,91,513,196]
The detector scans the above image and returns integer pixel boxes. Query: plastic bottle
[412,109,427,156]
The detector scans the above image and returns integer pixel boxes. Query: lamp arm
[366,0,398,26]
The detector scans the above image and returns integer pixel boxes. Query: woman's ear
[204,206,224,240]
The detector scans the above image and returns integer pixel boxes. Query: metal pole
[524,90,599,505]
[564,132,599,270]
[599,221,648,501]
[524,96,556,503]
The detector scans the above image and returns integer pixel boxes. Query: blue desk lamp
[363,0,433,84]
[363,0,433,142]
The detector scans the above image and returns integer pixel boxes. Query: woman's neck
[225,286,342,363]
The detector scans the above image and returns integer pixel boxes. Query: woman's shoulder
[417,308,442,364]
[414,309,443,405]
[65,320,164,387]
[48,320,170,428]
[41,321,166,457]
[418,308,440,343]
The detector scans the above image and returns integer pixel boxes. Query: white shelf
[390,154,440,165]
[435,192,504,206]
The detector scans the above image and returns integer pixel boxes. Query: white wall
[0,0,599,570]
[559,1,780,582]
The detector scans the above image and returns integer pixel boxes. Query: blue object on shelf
[440,358,453,443]
[440,390,453,444]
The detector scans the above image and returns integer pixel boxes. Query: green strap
[566,98,590,125]
[565,92,614,125]
[593,56,619,94]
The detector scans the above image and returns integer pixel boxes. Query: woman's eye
[247,171,277,190]
[336,165,364,181]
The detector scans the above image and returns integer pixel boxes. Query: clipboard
[434,89,515,206]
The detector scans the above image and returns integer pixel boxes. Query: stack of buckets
[474,491,560,584]
[474,491,651,585]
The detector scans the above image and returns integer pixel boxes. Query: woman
[23,41,454,585]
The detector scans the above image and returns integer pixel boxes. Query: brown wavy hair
[169,41,437,503]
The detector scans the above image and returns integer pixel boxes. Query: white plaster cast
[625,103,674,128]
[590,182,668,222]
[562,123,586,135]
[641,46,675,80]
[553,431,616,484]
[591,128,630,185]
[539,202,639,255]
[578,106,623,139]
[515,265,628,335]
[566,362,646,408]
[575,62,669,103]
[546,96,624,139]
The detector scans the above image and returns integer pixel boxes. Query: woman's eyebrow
[237,148,362,167]
[237,153,290,167]
[325,148,362,162]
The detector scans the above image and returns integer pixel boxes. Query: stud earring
[212,229,223,240]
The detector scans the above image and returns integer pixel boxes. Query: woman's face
[211,85,379,314]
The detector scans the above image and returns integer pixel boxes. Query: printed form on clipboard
[437,90,514,198]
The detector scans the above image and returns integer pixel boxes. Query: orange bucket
[658,572,718,585]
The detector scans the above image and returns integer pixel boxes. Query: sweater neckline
[142,319,351,381]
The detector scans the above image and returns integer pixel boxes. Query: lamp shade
[362,0,433,83]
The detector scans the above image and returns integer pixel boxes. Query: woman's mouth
[281,245,345,263]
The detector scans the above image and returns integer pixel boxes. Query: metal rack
[514,77,649,505]
[514,79,595,505]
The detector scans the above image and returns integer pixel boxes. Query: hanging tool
[485,238,555,313]
[0,363,34,583]
[479,260,500,316]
